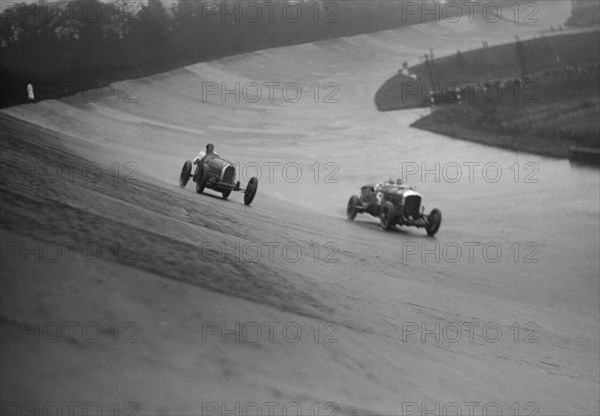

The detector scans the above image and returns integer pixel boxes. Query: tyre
[179,160,192,188]
[196,168,208,194]
[347,195,359,220]
[426,208,442,236]
[222,189,232,200]
[380,201,395,230]
[244,177,258,206]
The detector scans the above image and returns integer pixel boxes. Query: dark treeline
[0,0,439,107]
[1,0,564,108]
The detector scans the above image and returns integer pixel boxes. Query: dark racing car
[346,180,441,236]
[179,155,258,206]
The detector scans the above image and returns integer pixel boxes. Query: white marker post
[27,83,35,101]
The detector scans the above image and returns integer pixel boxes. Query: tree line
[0,0,424,107]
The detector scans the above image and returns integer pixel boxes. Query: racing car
[346,180,441,236]
[179,155,258,206]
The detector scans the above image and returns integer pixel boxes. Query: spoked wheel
[347,195,359,220]
[244,177,258,206]
[380,202,395,230]
[179,160,192,188]
[426,208,442,236]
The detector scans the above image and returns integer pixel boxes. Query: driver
[193,143,219,166]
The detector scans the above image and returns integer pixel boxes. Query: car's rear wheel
[196,168,208,194]
[380,202,395,230]
[347,195,359,220]
[244,177,258,206]
[179,160,192,188]
[426,208,442,236]
[222,189,231,200]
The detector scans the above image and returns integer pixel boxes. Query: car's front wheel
[244,177,258,206]
[179,160,192,188]
[426,208,442,236]
[380,202,395,230]
[347,195,359,220]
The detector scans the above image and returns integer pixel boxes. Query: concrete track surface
[1,2,598,415]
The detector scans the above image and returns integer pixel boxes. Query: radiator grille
[222,165,236,184]
[404,195,421,216]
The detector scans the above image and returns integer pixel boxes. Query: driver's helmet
[206,143,215,153]
[396,178,403,185]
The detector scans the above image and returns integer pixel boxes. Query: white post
[27,83,35,100]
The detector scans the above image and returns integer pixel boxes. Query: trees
[0,0,420,107]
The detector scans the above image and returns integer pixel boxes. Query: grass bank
[412,65,599,158]
[376,30,600,158]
